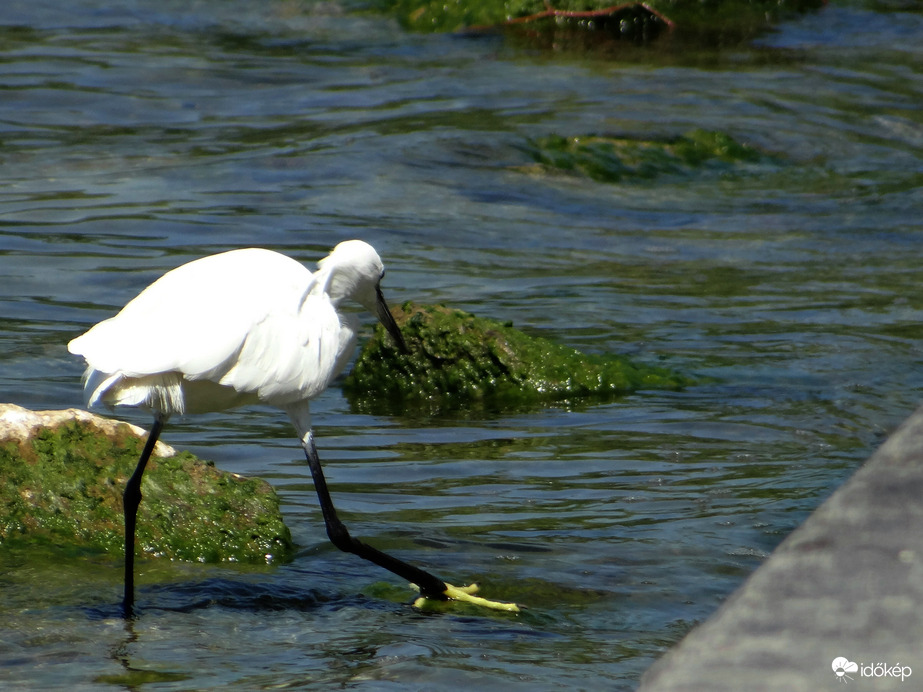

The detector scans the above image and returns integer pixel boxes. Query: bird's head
[319,240,408,353]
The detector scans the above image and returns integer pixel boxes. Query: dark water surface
[1,0,922,689]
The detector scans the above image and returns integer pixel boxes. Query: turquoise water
[1,0,922,689]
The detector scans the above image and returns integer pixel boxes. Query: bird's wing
[68,249,316,383]
[217,293,347,404]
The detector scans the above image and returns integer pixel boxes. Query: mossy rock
[521,129,774,183]
[371,0,825,43]
[343,302,689,414]
[0,406,294,564]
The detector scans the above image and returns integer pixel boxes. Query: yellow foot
[411,582,521,613]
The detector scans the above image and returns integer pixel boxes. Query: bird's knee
[326,522,355,553]
[123,484,142,511]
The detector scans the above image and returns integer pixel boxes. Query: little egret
[68,240,518,616]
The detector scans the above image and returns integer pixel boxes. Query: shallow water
[1,0,922,689]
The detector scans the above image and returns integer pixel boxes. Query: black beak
[375,285,408,354]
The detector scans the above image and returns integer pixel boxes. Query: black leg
[301,433,448,600]
[122,416,165,618]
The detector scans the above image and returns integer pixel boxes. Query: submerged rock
[0,404,294,563]
[343,302,689,414]
[522,129,774,184]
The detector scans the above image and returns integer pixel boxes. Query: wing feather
[218,294,343,404]
[68,248,318,390]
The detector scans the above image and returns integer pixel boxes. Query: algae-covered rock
[522,129,773,183]
[343,303,688,414]
[380,0,668,36]
[0,404,294,563]
[372,0,825,43]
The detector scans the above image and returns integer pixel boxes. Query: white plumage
[68,242,390,417]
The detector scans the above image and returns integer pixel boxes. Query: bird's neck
[310,263,355,308]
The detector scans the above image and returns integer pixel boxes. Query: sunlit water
[1,0,922,689]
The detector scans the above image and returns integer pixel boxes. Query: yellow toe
[411,582,520,613]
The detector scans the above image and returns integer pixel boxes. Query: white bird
[68,240,518,616]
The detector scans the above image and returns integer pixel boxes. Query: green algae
[0,418,294,563]
[522,129,774,184]
[343,302,689,414]
[95,671,193,687]
[370,0,824,43]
